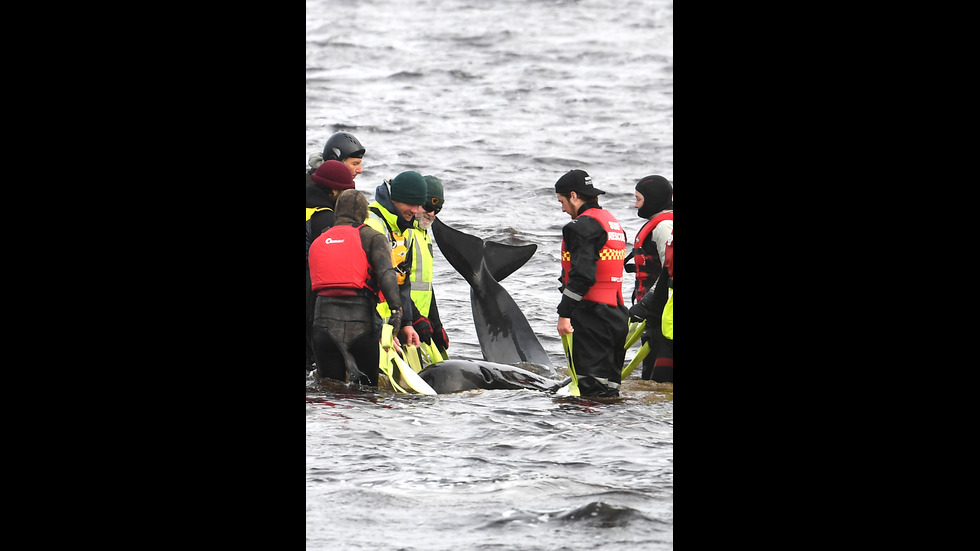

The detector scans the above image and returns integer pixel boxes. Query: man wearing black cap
[555,169,630,397]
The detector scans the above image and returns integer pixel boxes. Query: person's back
[306,160,358,373]
[309,189,402,385]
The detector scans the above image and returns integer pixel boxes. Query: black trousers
[650,337,673,383]
[306,269,316,370]
[311,294,382,385]
[569,301,629,396]
[640,329,669,380]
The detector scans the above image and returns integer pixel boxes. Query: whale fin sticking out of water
[432,218,557,373]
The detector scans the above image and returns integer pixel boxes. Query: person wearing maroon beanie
[306,160,356,373]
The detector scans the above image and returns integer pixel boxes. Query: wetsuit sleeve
[638,264,670,316]
[557,216,606,318]
[363,229,402,313]
[427,290,442,328]
[306,220,313,261]
[400,279,416,328]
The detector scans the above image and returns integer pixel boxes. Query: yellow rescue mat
[379,324,437,395]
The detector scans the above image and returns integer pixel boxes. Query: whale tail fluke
[432,218,556,374]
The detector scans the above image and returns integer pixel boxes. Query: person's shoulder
[563,215,597,237]
[651,218,672,235]
[361,218,386,234]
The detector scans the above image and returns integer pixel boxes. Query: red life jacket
[664,230,673,282]
[309,224,378,298]
[561,208,627,307]
[630,211,672,302]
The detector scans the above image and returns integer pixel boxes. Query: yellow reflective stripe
[306,206,332,221]
[598,248,627,260]
[411,232,427,285]
[410,228,434,316]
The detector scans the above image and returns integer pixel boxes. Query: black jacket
[306,183,337,258]
[556,203,608,318]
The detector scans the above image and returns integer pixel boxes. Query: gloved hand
[388,308,403,333]
[431,323,449,350]
[628,301,651,322]
[413,315,433,342]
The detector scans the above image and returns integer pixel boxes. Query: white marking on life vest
[323,237,345,244]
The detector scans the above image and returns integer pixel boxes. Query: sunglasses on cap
[424,197,442,214]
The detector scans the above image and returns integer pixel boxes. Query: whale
[415,218,567,393]
[419,359,566,393]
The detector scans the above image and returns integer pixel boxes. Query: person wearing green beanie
[409,175,450,358]
[364,171,429,353]
[389,170,429,206]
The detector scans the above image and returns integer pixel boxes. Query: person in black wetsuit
[306,160,359,373]
[623,175,673,380]
[309,189,403,385]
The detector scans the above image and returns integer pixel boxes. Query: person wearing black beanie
[624,174,673,382]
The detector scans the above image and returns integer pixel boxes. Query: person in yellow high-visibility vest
[363,171,429,349]
[409,175,450,356]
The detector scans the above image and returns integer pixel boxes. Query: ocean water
[307,0,673,548]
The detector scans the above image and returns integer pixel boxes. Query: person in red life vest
[555,169,630,398]
[629,229,673,382]
[306,160,359,374]
[623,174,673,380]
[309,189,404,386]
